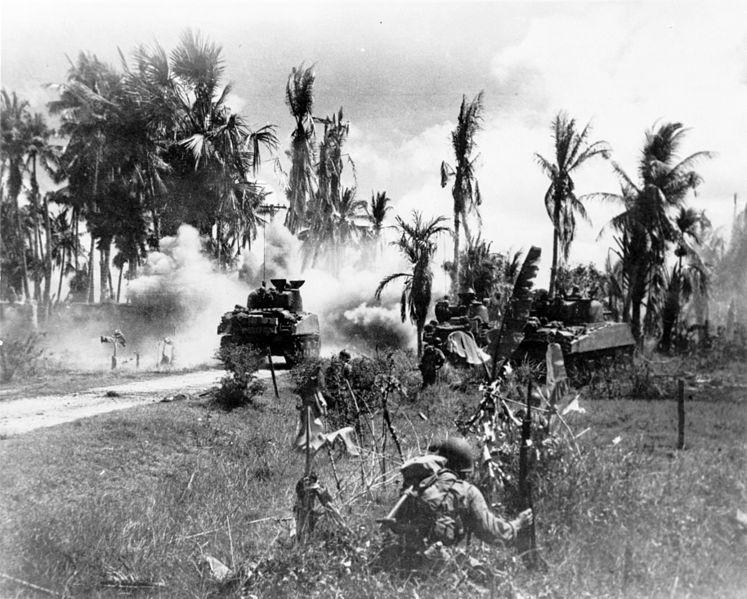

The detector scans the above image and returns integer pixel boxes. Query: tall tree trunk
[87,235,95,304]
[73,208,80,271]
[57,245,66,304]
[151,209,160,250]
[15,206,30,301]
[43,193,53,310]
[416,324,423,358]
[629,273,647,345]
[99,242,111,303]
[631,299,642,343]
[216,219,223,266]
[549,197,561,298]
[29,230,41,302]
[659,270,680,353]
[88,142,102,303]
[116,266,123,303]
[30,160,42,302]
[452,210,460,298]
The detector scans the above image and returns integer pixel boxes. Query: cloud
[348,4,747,287]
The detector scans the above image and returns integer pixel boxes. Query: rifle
[376,485,415,528]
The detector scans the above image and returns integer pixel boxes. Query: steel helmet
[428,437,474,474]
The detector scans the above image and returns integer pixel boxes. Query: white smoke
[125,225,249,367]
[239,220,418,356]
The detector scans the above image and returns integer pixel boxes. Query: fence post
[677,379,685,450]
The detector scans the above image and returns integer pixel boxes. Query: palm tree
[24,113,60,307]
[300,186,367,275]
[0,90,32,300]
[366,191,392,257]
[300,108,356,273]
[49,208,79,303]
[168,30,277,263]
[440,92,484,297]
[603,251,625,321]
[459,236,502,299]
[121,31,277,263]
[375,212,449,356]
[315,108,350,210]
[284,64,316,234]
[49,51,122,303]
[715,200,747,306]
[535,112,609,297]
[603,122,712,341]
[659,207,710,351]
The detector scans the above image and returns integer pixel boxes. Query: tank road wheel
[283,335,321,368]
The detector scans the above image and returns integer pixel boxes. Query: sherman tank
[217,278,320,366]
[422,290,492,365]
[513,295,635,379]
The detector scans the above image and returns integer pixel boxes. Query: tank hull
[217,279,321,366]
[514,320,635,381]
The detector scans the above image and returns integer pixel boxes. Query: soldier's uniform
[393,468,519,549]
[384,438,531,552]
[419,345,445,389]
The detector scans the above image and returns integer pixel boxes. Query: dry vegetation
[0,354,745,598]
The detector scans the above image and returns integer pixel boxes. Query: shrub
[0,331,45,383]
[213,344,266,410]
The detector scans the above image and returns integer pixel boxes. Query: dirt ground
[0,369,279,437]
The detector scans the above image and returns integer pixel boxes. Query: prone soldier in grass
[380,437,533,552]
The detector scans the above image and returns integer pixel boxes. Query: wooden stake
[325,443,343,500]
[381,387,403,459]
[267,348,279,398]
[677,379,685,450]
[518,380,539,569]
[304,402,312,477]
[345,379,375,443]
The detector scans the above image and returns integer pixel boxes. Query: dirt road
[0,369,279,437]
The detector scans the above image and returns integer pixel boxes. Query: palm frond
[490,246,542,378]
[375,272,410,301]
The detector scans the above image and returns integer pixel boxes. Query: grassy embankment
[0,358,745,598]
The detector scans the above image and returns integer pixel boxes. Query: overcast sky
[2,0,746,286]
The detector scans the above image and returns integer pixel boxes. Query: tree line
[1,29,744,352]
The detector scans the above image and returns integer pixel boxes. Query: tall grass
[0,366,745,597]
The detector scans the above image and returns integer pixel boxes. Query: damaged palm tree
[489,246,542,379]
[101,329,126,369]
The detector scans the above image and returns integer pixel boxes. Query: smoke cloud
[29,219,434,371]
[239,220,417,357]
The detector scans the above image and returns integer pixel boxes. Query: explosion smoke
[239,220,417,356]
[125,225,248,367]
[29,219,439,370]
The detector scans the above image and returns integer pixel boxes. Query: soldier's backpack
[394,455,468,547]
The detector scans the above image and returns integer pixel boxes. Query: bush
[0,331,45,383]
[289,350,420,430]
[213,344,266,410]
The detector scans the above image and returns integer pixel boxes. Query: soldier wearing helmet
[338,349,352,380]
[381,436,533,550]
[419,344,445,389]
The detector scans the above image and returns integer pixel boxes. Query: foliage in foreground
[0,330,45,383]
[214,344,267,410]
[0,365,745,598]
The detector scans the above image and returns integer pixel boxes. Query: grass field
[0,361,745,598]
